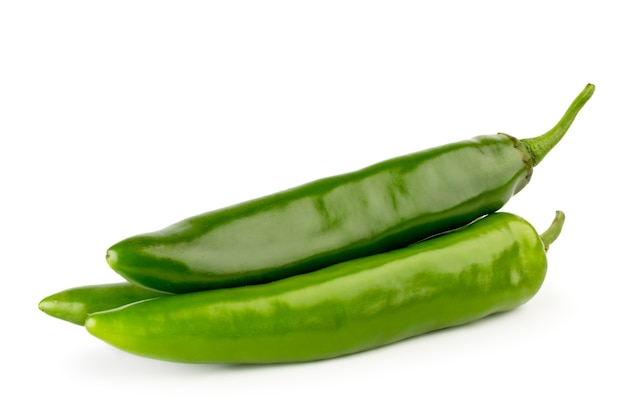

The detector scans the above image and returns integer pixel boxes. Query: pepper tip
[106,249,118,267]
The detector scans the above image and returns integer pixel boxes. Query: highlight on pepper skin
[106,249,117,267]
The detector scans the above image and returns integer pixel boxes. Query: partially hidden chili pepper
[38,283,167,326]
[106,85,592,294]
[87,211,564,364]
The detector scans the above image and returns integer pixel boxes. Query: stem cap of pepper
[521,84,594,166]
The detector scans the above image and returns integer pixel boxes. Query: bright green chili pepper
[38,283,167,326]
[87,211,564,364]
[106,85,591,294]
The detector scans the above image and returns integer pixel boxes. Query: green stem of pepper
[540,210,565,251]
[521,84,594,166]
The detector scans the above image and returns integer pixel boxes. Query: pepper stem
[540,211,565,251]
[521,84,594,166]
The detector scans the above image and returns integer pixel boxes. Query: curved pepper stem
[540,211,565,251]
[521,84,594,166]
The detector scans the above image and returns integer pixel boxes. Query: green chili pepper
[106,85,592,294]
[38,283,167,326]
[87,211,564,364]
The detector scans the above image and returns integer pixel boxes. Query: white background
[2,1,624,416]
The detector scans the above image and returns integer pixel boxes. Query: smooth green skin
[107,85,592,294]
[38,283,167,326]
[108,136,528,294]
[87,212,560,364]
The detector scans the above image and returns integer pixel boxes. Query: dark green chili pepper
[38,283,167,326]
[87,211,564,364]
[106,85,592,293]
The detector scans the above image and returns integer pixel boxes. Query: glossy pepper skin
[106,85,592,293]
[38,283,167,326]
[87,211,564,364]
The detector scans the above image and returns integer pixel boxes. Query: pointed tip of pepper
[106,248,118,268]
[85,316,96,333]
[38,296,85,326]
[38,295,61,316]
[85,313,110,341]
[38,298,51,313]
